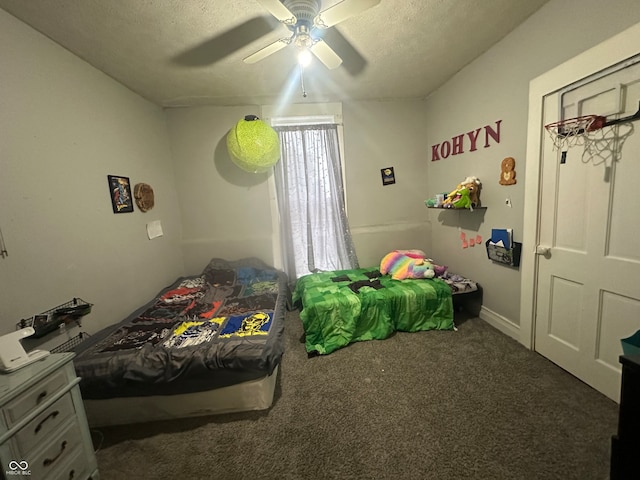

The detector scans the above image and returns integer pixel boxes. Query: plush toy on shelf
[447,186,472,209]
[442,176,482,210]
[464,176,482,208]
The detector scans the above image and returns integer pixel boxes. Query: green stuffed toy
[445,186,473,210]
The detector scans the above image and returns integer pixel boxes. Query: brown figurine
[499,157,517,185]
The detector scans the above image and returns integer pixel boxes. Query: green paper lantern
[227,115,280,173]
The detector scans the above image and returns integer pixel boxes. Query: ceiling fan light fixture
[297,48,313,67]
[249,0,378,70]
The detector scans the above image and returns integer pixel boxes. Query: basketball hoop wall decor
[544,100,640,165]
[226,115,280,173]
[544,115,607,151]
[134,183,155,212]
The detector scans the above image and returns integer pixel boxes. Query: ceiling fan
[244,0,381,69]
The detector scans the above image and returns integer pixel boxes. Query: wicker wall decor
[134,183,155,212]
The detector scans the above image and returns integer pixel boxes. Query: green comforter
[293,267,454,355]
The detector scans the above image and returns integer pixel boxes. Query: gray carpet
[92,310,618,480]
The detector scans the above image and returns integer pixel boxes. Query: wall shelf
[16,297,93,338]
[426,206,487,211]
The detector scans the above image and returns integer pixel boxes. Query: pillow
[380,251,435,280]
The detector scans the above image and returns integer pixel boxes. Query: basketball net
[545,115,634,166]
[581,122,634,166]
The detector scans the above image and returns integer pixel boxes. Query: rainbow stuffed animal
[380,251,435,280]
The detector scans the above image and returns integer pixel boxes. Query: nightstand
[610,354,640,480]
[0,352,99,479]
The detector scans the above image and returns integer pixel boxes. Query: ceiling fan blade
[309,40,342,69]
[314,0,381,28]
[318,28,367,75]
[258,0,297,24]
[244,37,291,64]
[172,16,280,66]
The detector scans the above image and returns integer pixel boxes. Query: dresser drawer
[49,445,89,480]
[3,369,68,425]
[13,392,75,457]
[27,419,84,479]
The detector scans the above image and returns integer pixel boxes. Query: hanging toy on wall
[226,115,280,173]
[499,157,517,185]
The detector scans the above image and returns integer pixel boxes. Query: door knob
[535,246,551,255]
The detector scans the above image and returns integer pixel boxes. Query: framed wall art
[381,167,396,186]
[107,175,134,213]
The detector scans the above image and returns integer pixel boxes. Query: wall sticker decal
[431,120,502,161]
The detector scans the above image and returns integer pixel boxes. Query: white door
[534,58,640,401]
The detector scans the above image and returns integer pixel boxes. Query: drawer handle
[43,440,67,467]
[35,410,59,434]
[36,390,48,404]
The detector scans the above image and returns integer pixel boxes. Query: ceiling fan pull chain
[300,64,308,98]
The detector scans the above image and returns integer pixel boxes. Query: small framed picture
[107,175,134,213]
[381,167,396,186]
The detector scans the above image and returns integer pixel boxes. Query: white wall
[343,100,431,267]
[164,105,273,275]
[0,9,184,337]
[164,99,431,274]
[424,0,640,329]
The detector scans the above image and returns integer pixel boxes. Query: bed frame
[82,366,279,427]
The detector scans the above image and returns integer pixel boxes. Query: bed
[71,258,287,426]
[293,267,478,355]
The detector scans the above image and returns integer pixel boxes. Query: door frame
[520,22,640,349]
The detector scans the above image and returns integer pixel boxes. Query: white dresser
[0,353,99,480]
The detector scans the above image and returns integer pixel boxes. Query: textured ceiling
[0,0,550,107]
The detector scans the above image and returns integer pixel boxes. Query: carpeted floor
[91,310,618,480]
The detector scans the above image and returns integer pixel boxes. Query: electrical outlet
[505,198,512,208]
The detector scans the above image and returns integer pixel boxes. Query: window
[263,105,358,280]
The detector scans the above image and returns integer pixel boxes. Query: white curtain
[274,124,359,280]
